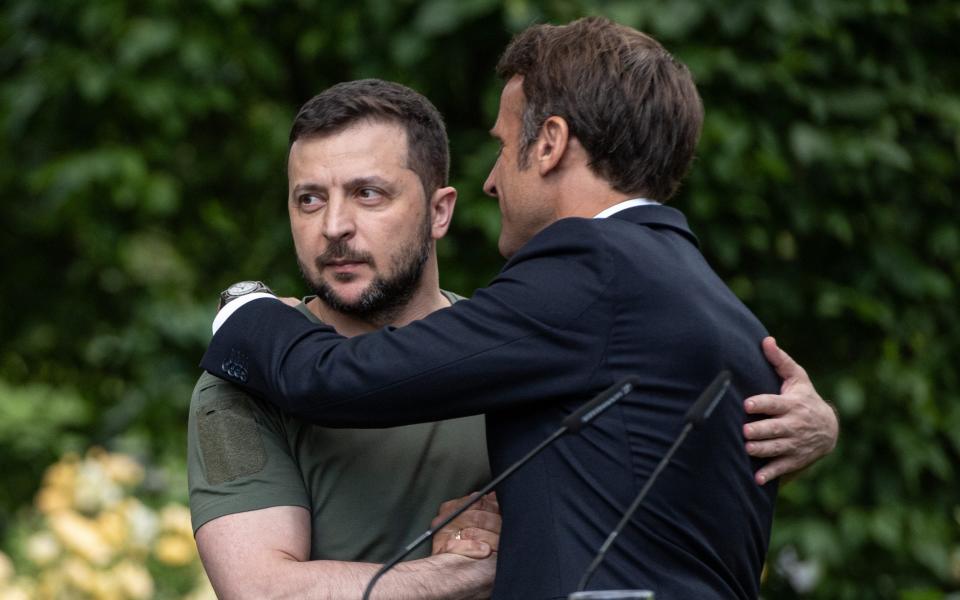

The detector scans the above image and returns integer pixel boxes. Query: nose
[482,162,498,198]
[321,198,355,242]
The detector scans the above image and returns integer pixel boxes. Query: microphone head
[562,378,637,434]
[684,370,731,427]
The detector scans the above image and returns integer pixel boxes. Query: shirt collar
[593,198,660,219]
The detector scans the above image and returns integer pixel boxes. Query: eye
[356,187,385,203]
[297,193,325,212]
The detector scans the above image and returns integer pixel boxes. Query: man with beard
[192,74,837,598]
[188,80,499,599]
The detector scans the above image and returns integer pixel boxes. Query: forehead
[288,120,412,181]
[493,76,525,133]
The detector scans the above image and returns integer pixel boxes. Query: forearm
[205,553,492,600]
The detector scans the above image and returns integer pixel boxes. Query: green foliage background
[1,0,958,597]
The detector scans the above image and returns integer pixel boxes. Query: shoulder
[191,371,234,402]
[191,370,261,405]
[508,217,613,261]
[464,218,620,330]
[188,372,295,462]
[501,217,619,280]
[187,373,311,532]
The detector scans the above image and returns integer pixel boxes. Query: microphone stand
[574,370,731,593]
[361,376,641,600]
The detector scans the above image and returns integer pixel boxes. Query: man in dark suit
[202,17,829,599]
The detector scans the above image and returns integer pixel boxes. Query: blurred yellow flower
[160,503,193,536]
[43,453,78,490]
[111,560,154,600]
[96,509,129,548]
[74,460,123,514]
[100,452,144,487]
[35,572,61,599]
[35,485,72,514]
[119,498,158,553]
[0,550,14,582]
[61,555,96,592]
[0,580,34,600]
[25,531,60,566]
[8,448,212,599]
[48,511,114,566]
[155,533,197,566]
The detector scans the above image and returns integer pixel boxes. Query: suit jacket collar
[607,204,700,248]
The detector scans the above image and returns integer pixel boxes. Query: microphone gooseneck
[361,376,640,600]
[575,370,732,593]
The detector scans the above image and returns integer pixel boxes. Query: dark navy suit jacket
[201,205,779,599]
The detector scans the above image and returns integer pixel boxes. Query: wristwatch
[219,280,274,309]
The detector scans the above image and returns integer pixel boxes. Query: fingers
[437,520,500,555]
[432,493,499,528]
[433,495,474,526]
[744,437,794,458]
[438,538,493,559]
[454,526,500,551]
[761,336,807,383]
[431,493,502,556]
[745,342,837,485]
[753,457,796,486]
[743,414,801,440]
[445,508,502,535]
[744,393,791,416]
[279,296,300,307]
[466,493,499,516]
[437,492,489,517]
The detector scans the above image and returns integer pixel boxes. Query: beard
[299,215,433,325]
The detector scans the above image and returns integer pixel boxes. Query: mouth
[325,259,366,267]
[322,259,369,276]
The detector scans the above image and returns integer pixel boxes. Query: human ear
[535,116,570,176]
[429,186,457,239]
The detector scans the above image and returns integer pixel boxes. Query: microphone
[574,370,732,593]
[361,376,641,600]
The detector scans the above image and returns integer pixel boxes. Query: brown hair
[496,16,703,201]
[289,79,449,195]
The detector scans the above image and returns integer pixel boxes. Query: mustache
[315,238,376,268]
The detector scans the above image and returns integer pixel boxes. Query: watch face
[227,281,259,296]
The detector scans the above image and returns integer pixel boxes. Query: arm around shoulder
[200,220,615,428]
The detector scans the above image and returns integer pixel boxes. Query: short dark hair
[496,16,703,202]
[289,79,449,195]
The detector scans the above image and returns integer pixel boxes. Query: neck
[547,145,634,219]
[555,189,634,219]
[304,259,450,338]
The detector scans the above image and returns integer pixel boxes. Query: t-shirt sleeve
[187,371,310,534]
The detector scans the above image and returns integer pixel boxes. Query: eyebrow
[293,182,324,195]
[292,176,393,195]
[345,175,392,189]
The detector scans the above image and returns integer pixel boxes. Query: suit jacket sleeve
[200,219,615,427]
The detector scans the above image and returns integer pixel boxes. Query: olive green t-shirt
[187,294,490,562]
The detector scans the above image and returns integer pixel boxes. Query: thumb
[762,336,805,384]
